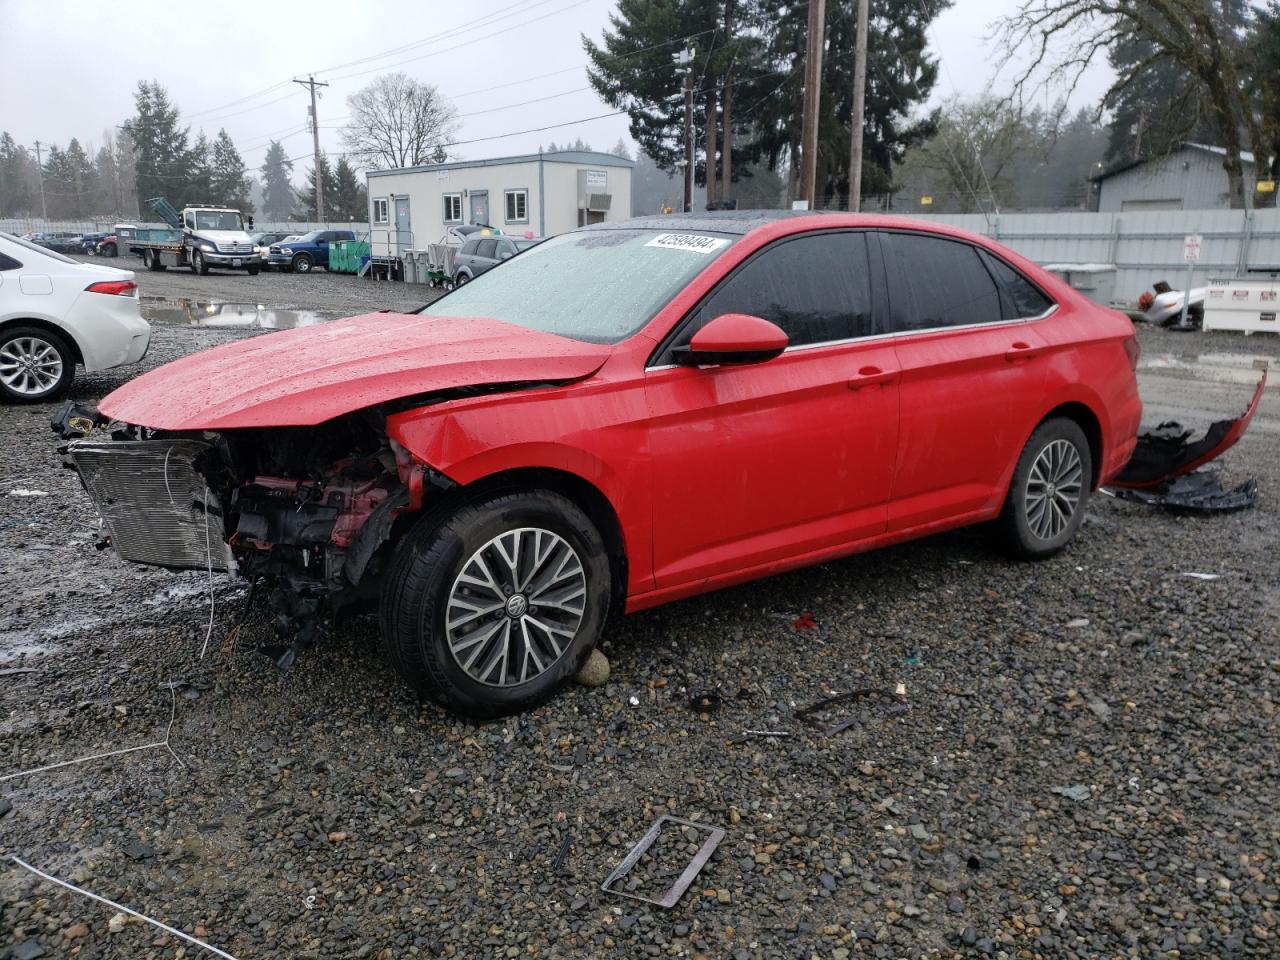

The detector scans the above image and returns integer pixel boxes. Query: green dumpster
[331,240,371,274]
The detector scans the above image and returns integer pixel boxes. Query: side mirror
[672,313,788,367]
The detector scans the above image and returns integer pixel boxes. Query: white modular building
[366,150,635,258]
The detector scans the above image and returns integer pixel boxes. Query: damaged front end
[54,403,451,667]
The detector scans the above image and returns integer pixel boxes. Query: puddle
[1139,351,1273,385]
[141,296,332,329]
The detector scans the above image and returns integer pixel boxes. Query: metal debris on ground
[688,690,723,713]
[1113,470,1258,513]
[727,730,791,744]
[0,687,185,782]
[794,686,909,735]
[1180,572,1222,581]
[551,833,572,876]
[601,815,726,908]
[9,856,241,960]
[792,611,818,630]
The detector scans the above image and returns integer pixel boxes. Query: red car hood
[99,313,611,430]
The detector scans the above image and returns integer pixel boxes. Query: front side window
[882,232,1003,331]
[422,228,734,344]
[679,231,877,350]
[372,198,389,224]
[476,239,498,259]
[443,194,462,222]
[505,189,528,222]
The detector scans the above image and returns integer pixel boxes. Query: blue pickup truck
[266,229,357,273]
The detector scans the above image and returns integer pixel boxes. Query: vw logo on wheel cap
[505,594,529,618]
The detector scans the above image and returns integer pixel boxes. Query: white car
[0,231,151,403]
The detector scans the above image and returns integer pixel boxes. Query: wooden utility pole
[683,67,694,213]
[32,141,48,220]
[848,0,869,211]
[720,0,734,203]
[798,0,826,208]
[294,75,330,221]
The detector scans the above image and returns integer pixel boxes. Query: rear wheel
[454,272,469,286]
[0,326,75,403]
[292,253,313,273]
[997,417,1091,559]
[143,249,165,271]
[380,490,611,718]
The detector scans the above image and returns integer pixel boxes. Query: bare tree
[340,73,459,171]
[993,0,1266,207]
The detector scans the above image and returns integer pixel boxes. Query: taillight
[1122,331,1141,370]
[85,280,137,297]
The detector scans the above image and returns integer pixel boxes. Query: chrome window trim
[643,304,1058,372]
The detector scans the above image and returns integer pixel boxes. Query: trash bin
[1043,263,1118,306]
[402,251,419,284]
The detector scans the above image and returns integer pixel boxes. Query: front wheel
[292,253,313,273]
[997,418,1092,559]
[380,490,612,718]
[191,249,209,275]
[246,264,260,276]
[453,272,468,286]
[0,326,75,403]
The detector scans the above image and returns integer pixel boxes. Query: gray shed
[1092,143,1256,212]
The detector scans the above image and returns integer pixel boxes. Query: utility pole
[680,49,694,213]
[798,0,826,208]
[294,75,330,222]
[848,0,869,212]
[32,140,48,220]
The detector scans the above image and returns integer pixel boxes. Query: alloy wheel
[445,527,587,687]
[1023,438,1083,540]
[0,336,63,396]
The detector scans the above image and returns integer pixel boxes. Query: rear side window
[0,252,21,270]
[882,232,1003,331]
[980,251,1054,319]
[476,239,498,259]
[682,231,877,350]
[460,240,478,255]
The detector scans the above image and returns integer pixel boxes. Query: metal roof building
[1091,143,1257,212]
[366,150,635,258]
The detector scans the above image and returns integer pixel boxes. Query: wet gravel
[1,288,1278,959]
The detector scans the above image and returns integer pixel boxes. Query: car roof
[582,209,835,237]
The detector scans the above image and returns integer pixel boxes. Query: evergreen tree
[93,143,122,217]
[259,140,294,220]
[1248,1,1280,203]
[64,138,95,216]
[121,81,194,208]
[296,151,338,220]
[332,158,366,220]
[42,145,75,218]
[1103,38,1216,163]
[609,138,633,160]
[210,129,253,212]
[0,133,38,216]
[188,133,214,204]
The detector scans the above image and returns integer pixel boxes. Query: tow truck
[127,198,260,275]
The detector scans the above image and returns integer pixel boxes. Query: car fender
[0,311,85,364]
[994,381,1112,500]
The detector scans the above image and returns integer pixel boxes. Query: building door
[394,196,411,255]
[470,191,489,226]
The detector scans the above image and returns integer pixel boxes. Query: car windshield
[194,211,243,231]
[422,228,734,343]
[1,231,78,264]
[512,238,540,251]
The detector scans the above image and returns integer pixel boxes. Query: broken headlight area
[61,411,451,668]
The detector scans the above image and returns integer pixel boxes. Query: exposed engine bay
[54,403,452,667]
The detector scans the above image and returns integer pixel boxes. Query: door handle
[848,366,898,390]
[1004,341,1041,362]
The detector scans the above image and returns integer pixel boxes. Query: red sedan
[65,212,1149,717]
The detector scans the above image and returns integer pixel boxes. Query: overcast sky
[0,0,1111,177]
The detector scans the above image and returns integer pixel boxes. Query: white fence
[901,208,1280,302]
[1,218,370,236]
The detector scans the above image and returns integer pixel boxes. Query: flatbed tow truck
[127,197,260,275]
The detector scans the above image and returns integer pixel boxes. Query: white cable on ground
[9,856,241,960]
[0,687,185,782]
[199,485,216,659]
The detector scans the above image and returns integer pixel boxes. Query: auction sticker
[646,233,729,254]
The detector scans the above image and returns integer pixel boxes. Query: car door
[315,231,332,266]
[474,239,499,275]
[645,230,899,589]
[878,231,1051,531]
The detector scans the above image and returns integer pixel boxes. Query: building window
[505,189,528,223]
[443,193,462,223]
[372,198,389,224]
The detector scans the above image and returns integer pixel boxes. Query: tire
[191,249,209,275]
[102,243,117,258]
[0,325,75,404]
[380,490,612,718]
[246,264,260,276]
[997,417,1092,559]
[292,253,313,273]
[454,272,468,286]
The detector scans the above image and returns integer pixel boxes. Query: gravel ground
[1,273,1278,960]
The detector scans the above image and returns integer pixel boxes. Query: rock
[327,831,348,843]
[716,889,731,904]
[108,913,128,933]
[0,798,11,817]
[1065,618,1090,629]
[961,927,977,946]
[12,943,46,960]
[1087,698,1111,721]
[63,923,89,939]
[820,872,837,892]
[575,649,610,687]
[909,823,931,841]
[122,840,155,860]
[1051,785,1091,802]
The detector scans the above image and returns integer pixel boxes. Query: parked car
[266,229,356,273]
[250,231,296,267]
[0,231,149,402]
[95,234,119,257]
[452,235,542,285]
[64,211,1252,720]
[80,232,110,254]
[32,232,84,255]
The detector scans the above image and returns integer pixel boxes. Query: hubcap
[445,527,587,687]
[1023,438,1083,541]
[0,336,63,396]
